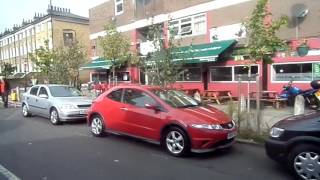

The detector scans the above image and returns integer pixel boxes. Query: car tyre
[90,115,105,137]
[288,144,320,180]
[50,108,61,125]
[163,127,190,157]
[22,104,31,117]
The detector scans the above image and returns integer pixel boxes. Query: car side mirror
[39,94,48,99]
[145,104,161,112]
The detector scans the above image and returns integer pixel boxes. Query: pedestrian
[1,78,10,108]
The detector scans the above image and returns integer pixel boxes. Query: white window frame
[114,0,124,16]
[271,62,319,83]
[169,13,207,38]
[210,65,260,83]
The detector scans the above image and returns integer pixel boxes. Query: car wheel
[22,104,31,117]
[163,127,190,157]
[90,115,105,137]
[50,108,61,125]
[288,144,320,180]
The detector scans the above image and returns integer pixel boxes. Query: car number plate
[79,109,87,114]
[227,131,237,139]
[315,91,320,100]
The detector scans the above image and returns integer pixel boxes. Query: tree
[29,40,54,83]
[53,42,87,88]
[244,0,288,64]
[243,0,288,133]
[0,63,16,78]
[99,23,131,83]
[138,24,186,88]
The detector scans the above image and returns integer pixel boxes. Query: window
[107,89,123,102]
[178,68,201,81]
[63,30,75,46]
[272,63,313,81]
[123,89,157,108]
[115,0,124,16]
[234,66,258,81]
[210,65,259,82]
[30,86,39,96]
[117,72,130,81]
[38,87,48,96]
[193,15,206,34]
[169,14,206,37]
[211,67,232,81]
[92,72,107,82]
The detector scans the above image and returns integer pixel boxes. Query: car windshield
[152,89,200,108]
[49,86,82,97]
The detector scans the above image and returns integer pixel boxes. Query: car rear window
[107,89,123,102]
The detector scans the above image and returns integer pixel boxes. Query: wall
[52,19,90,54]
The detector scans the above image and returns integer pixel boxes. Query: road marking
[0,164,21,180]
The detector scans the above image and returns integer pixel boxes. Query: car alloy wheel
[50,108,61,125]
[294,152,320,180]
[164,127,190,157]
[22,104,30,117]
[91,115,105,137]
[289,144,320,180]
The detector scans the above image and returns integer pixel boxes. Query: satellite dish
[288,3,309,28]
[292,4,308,18]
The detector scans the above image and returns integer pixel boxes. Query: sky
[0,0,108,33]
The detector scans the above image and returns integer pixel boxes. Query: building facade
[0,6,90,80]
[88,0,320,95]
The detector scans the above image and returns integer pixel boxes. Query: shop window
[91,72,107,82]
[178,68,201,81]
[115,0,124,16]
[234,66,258,81]
[272,63,313,81]
[211,67,232,81]
[117,72,130,81]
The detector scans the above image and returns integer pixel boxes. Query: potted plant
[296,39,309,56]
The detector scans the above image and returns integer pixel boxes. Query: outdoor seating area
[201,90,234,104]
[250,91,287,109]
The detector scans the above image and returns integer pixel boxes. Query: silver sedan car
[22,84,92,125]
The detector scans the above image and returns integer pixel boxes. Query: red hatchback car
[87,85,237,156]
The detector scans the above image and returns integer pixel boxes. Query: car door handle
[36,99,38,102]
[120,107,128,111]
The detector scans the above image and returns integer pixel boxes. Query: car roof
[33,84,69,87]
[110,84,175,91]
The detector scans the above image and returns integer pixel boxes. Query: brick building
[0,5,89,81]
[87,0,320,95]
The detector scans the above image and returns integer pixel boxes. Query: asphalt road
[0,107,293,180]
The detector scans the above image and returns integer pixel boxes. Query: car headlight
[60,104,78,110]
[269,127,284,138]
[191,124,223,130]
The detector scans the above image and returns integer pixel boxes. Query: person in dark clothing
[1,78,10,108]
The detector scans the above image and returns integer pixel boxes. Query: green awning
[80,57,112,70]
[172,39,236,63]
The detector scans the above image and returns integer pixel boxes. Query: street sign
[313,63,320,79]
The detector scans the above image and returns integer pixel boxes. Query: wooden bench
[250,91,286,109]
[202,90,233,104]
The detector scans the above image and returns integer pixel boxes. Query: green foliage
[0,63,16,77]
[99,23,131,77]
[244,0,288,63]
[137,24,186,88]
[30,40,86,86]
[29,40,54,81]
[51,42,87,87]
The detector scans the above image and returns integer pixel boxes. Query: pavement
[0,107,293,180]
[210,103,315,131]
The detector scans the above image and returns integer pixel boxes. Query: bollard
[294,95,305,116]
